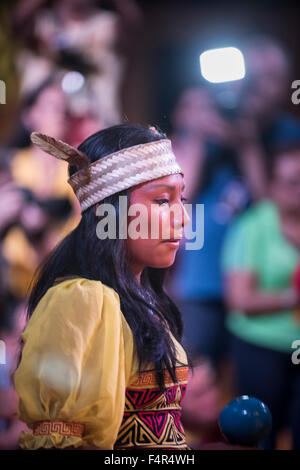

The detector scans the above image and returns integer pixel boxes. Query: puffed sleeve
[13,277,134,450]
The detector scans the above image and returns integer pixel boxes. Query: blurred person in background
[0,158,30,449]
[167,36,300,373]
[0,255,29,450]
[0,152,24,239]
[9,75,80,217]
[11,75,70,183]
[221,143,300,450]
[180,358,223,448]
[0,155,72,448]
[2,187,73,300]
[0,153,73,300]
[13,0,142,126]
[0,77,76,299]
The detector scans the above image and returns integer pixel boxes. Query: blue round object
[219,395,272,446]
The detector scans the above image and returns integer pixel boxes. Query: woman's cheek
[160,207,173,239]
[146,205,160,238]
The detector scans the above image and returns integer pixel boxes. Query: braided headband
[30,131,184,212]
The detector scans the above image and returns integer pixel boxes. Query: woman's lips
[164,241,180,248]
[161,238,182,248]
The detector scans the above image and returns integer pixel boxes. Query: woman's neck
[127,258,144,285]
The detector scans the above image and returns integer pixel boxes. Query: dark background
[122,0,300,130]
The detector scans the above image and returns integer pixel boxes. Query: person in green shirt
[222,143,300,450]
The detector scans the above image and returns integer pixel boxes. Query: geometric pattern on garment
[114,366,189,449]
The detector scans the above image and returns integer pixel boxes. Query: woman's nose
[172,202,191,230]
[182,204,191,227]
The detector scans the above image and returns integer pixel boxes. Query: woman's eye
[155,197,188,205]
[155,199,169,205]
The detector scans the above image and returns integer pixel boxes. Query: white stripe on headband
[68,139,184,211]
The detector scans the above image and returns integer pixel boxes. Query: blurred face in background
[172,88,214,132]
[25,84,67,140]
[240,43,290,118]
[171,87,232,142]
[270,150,300,214]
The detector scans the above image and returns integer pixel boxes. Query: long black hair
[18,123,189,391]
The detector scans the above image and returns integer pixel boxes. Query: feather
[30,132,90,170]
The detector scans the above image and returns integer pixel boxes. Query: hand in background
[181,361,221,428]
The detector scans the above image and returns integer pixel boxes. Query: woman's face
[125,173,190,279]
[26,85,67,140]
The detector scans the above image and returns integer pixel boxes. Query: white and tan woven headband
[30,131,184,212]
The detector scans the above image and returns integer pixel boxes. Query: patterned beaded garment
[31,366,189,450]
[114,366,189,450]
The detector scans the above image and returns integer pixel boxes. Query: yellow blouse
[13,277,189,450]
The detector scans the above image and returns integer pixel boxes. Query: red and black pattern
[114,366,189,450]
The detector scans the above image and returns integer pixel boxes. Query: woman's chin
[149,255,177,269]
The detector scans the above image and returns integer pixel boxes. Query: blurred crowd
[0,0,300,451]
[169,36,300,450]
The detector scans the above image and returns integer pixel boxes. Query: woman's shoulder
[25,276,123,337]
[51,276,120,302]
[49,276,122,314]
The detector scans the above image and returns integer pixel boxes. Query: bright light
[200,47,245,83]
[61,71,85,94]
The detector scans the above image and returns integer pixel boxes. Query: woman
[13,123,192,450]
[222,143,300,449]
